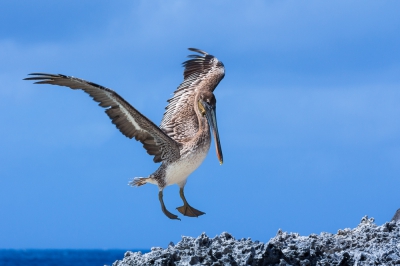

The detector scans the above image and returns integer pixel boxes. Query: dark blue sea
[0,249,149,266]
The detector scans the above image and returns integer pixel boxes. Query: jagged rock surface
[113,216,400,266]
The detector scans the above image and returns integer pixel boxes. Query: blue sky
[1,1,400,249]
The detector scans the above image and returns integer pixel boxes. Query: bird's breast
[164,139,211,187]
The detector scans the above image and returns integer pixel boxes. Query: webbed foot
[176,204,205,217]
[176,187,206,218]
[162,206,181,220]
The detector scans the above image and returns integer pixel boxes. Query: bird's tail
[129,177,149,187]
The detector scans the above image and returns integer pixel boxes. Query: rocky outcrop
[113,215,400,266]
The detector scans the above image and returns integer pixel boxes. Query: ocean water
[0,249,149,266]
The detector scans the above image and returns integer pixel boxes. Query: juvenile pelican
[24,48,225,220]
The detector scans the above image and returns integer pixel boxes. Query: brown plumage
[24,48,225,220]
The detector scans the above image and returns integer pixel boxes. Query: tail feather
[129,177,149,187]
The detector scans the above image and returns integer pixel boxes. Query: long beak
[203,101,223,165]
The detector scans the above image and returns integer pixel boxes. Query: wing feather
[24,73,180,163]
[160,48,225,141]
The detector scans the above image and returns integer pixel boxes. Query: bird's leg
[176,187,205,217]
[158,190,180,220]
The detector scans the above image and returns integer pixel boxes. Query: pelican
[24,48,224,220]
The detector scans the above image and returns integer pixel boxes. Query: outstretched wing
[160,48,225,141]
[24,73,180,163]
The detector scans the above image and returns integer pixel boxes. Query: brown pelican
[24,48,224,220]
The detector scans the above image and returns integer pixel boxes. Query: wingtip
[23,73,66,81]
[23,73,39,80]
[23,73,52,80]
[188,48,208,55]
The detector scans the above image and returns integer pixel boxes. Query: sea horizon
[0,249,150,266]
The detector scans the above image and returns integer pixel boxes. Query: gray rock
[392,209,400,222]
[113,216,400,266]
